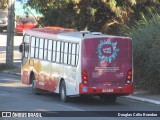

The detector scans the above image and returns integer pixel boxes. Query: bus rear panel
[80,37,133,96]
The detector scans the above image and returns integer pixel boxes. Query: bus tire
[31,80,41,95]
[60,80,70,103]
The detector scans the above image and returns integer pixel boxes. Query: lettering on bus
[95,66,119,72]
[102,89,113,93]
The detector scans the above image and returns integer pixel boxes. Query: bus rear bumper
[79,83,134,96]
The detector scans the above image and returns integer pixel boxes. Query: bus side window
[64,42,68,64]
[39,38,44,59]
[76,44,79,66]
[35,38,39,58]
[30,37,36,58]
[68,43,72,65]
[23,35,30,58]
[48,40,52,61]
[60,41,64,64]
[52,40,56,62]
[44,39,48,60]
[71,43,76,66]
[24,43,29,58]
[56,41,61,63]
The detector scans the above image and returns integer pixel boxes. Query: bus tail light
[126,69,132,85]
[82,69,89,86]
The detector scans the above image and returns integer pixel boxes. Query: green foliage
[26,0,139,34]
[0,0,8,10]
[26,0,160,35]
[126,13,160,93]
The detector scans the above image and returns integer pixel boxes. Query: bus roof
[24,27,131,41]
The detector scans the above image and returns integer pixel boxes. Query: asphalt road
[0,73,159,120]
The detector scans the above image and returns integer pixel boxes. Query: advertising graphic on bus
[19,27,133,103]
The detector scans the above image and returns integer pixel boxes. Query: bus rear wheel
[60,81,70,102]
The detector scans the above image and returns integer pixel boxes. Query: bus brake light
[82,70,89,86]
[126,70,132,85]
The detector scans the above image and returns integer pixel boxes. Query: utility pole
[6,0,15,66]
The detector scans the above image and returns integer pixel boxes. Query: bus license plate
[102,89,113,93]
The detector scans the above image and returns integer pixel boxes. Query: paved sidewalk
[125,90,160,105]
[1,68,160,105]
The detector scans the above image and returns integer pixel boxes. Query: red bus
[20,27,133,103]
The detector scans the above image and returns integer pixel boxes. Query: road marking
[57,104,85,111]
[0,91,10,95]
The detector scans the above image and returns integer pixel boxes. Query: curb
[2,70,21,76]
[124,95,160,105]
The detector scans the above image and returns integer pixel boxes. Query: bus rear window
[82,38,131,62]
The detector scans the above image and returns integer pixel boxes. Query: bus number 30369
[102,89,113,93]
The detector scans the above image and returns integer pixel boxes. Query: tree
[6,0,15,66]
[0,0,8,10]
[26,0,160,35]
[126,13,160,93]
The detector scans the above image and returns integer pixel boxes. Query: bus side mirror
[19,44,23,52]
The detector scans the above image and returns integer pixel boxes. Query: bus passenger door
[20,35,30,85]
